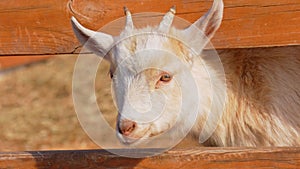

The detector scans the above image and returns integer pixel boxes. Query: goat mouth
[117,130,151,146]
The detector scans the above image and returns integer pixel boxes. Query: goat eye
[160,73,172,82]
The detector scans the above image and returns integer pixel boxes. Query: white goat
[71,0,300,146]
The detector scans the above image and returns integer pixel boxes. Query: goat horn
[158,6,176,33]
[123,6,134,33]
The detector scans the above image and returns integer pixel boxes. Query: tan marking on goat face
[163,38,192,64]
[142,69,160,90]
[124,37,137,54]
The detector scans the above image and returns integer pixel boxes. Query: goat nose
[118,119,137,136]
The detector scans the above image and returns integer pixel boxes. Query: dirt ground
[0,55,197,152]
[0,55,104,151]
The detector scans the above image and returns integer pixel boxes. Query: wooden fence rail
[1,0,300,69]
[0,0,300,56]
[0,148,299,169]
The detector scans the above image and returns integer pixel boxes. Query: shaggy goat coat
[198,46,300,146]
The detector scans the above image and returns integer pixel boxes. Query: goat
[71,0,300,146]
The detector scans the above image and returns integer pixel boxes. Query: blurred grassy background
[0,55,107,151]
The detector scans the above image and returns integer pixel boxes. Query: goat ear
[71,17,114,58]
[183,0,223,46]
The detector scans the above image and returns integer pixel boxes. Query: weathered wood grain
[0,0,75,55]
[0,148,299,169]
[0,0,299,55]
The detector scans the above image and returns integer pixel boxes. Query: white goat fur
[71,0,300,146]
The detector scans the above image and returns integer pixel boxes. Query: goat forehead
[114,49,187,79]
[116,33,168,53]
[114,33,191,63]
[110,28,194,82]
[138,34,167,50]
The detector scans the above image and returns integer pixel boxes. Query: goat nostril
[119,120,137,136]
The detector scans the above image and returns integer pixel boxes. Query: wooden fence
[0,148,299,169]
[0,0,300,168]
[0,0,300,56]
[0,0,299,69]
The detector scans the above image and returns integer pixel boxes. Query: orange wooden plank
[0,0,299,55]
[0,0,74,55]
[70,0,300,49]
[0,56,50,70]
[0,148,299,169]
